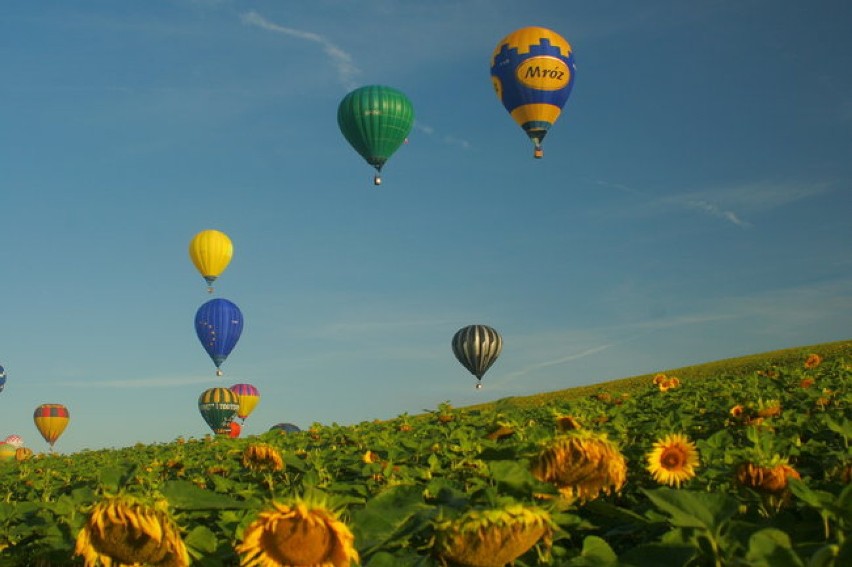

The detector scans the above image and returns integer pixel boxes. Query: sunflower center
[262,517,334,565]
[660,447,686,470]
[91,522,170,565]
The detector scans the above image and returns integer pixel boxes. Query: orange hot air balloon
[33,404,70,448]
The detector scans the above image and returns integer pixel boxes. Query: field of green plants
[1,340,850,566]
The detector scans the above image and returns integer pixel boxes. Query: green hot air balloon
[337,85,414,186]
[198,387,240,435]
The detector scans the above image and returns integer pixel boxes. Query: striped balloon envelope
[491,26,576,158]
[33,404,70,448]
[230,383,260,422]
[0,365,6,393]
[198,387,240,435]
[451,325,503,388]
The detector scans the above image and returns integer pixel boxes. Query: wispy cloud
[497,343,613,384]
[414,121,471,150]
[596,178,833,228]
[64,374,214,388]
[240,11,359,90]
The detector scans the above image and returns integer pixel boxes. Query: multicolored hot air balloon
[0,443,15,461]
[230,383,260,423]
[198,387,240,435]
[33,403,70,448]
[4,434,23,448]
[452,325,503,389]
[491,26,576,158]
[337,85,415,185]
[189,229,234,293]
[270,423,301,434]
[195,298,244,376]
[0,365,6,394]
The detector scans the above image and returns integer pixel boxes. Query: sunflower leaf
[641,488,738,531]
[161,480,252,510]
[744,528,805,567]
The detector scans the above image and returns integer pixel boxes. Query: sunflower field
[0,344,850,566]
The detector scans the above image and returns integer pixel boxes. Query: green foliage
[0,340,850,565]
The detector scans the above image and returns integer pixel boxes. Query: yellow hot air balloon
[33,403,70,449]
[189,230,233,293]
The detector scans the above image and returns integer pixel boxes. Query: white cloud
[240,11,360,90]
[414,121,471,150]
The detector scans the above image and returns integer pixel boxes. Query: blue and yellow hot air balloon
[491,26,576,158]
[230,383,260,423]
[198,387,240,435]
[33,403,70,448]
[189,229,233,293]
[195,298,244,376]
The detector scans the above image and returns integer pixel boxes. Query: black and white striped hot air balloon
[451,325,503,389]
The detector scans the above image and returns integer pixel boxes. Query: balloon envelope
[0,443,15,461]
[230,383,260,421]
[195,298,244,375]
[337,85,414,183]
[3,435,23,448]
[189,229,233,292]
[270,423,301,434]
[452,325,503,383]
[491,26,576,157]
[198,387,240,435]
[0,365,6,393]
[229,420,241,439]
[33,404,70,448]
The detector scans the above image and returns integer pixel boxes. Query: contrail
[241,11,360,90]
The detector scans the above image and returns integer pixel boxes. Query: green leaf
[351,484,432,553]
[160,480,251,511]
[642,488,738,532]
[185,525,218,554]
[488,459,539,497]
[98,463,138,492]
[745,528,805,567]
[619,543,696,567]
[567,535,618,566]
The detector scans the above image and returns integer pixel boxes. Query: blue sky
[1,1,850,454]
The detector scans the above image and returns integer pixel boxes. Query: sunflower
[804,353,822,369]
[74,496,189,567]
[555,414,582,432]
[736,461,801,494]
[236,500,358,567]
[434,504,553,567]
[646,433,700,488]
[243,443,284,472]
[652,373,667,385]
[530,431,627,502]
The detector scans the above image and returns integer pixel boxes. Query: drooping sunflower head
[530,431,627,502]
[645,433,700,488]
[434,504,553,567]
[74,496,188,567]
[236,499,358,567]
[554,414,582,432]
[736,459,801,494]
[242,443,284,472]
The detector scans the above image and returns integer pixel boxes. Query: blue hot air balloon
[0,365,5,394]
[195,298,244,376]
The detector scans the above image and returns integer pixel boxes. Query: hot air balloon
[229,420,241,439]
[230,383,260,423]
[33,404,70,448]
[0,365,6,393]
[337,85,415,185]
[3,434,23,448]
[189,229,234,293]
[491,26,576,158]
[198,387,240,435]
[452,325,503,389]
[0,443,15,461]
[195,298,244,376]
[270,423,301,434]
